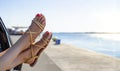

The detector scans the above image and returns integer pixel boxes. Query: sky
[0,0,120,32]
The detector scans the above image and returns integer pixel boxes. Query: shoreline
[61,43,120,60]
[45,42,120,71]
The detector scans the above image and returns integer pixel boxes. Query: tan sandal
[30,38,50,67]
[25,15,45,64]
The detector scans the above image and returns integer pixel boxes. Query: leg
[0,49,8,57]
[7,31,52,70]
[0,13,46,70]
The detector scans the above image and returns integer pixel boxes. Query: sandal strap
[25,29,37,63]
[25,56,39,63]
[34,45,44,48]
[25,18,45,63]
[32,18,44,31]
[29,29,34,58]
[42,38,49,45]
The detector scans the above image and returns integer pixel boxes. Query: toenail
[36,13,42,17]
[46,31,49,35]
[43,31,49,37]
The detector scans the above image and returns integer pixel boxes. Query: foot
[25,31,52,67]
[24,13,47,64]
[0,13,46,68]
[26,13,46,45]
[9,31,52,69]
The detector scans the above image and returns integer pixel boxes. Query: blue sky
[0,0,120,32]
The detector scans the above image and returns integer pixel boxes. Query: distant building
[7,28,24,35]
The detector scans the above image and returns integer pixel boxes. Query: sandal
[30,37,50,67]
[25,14,45,64]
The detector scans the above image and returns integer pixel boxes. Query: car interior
[0,27,9,52]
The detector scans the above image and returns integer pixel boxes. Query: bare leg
[0,49,8,57]
[7,31,52,70]
[0,13,46,70]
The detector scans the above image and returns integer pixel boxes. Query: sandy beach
[11,35,120,71]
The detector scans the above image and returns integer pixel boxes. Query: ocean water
[53,33,120,58]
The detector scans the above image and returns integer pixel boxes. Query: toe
[35,31,52,48]
[35,13,42,20]
[41,16,46,24]
[39,14,46,25]
[35,13,46,27]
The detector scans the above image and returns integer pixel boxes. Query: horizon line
[53,32,120,34]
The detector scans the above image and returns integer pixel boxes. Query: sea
[53,33,120,58]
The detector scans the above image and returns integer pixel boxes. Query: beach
[11,35,120,71]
